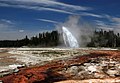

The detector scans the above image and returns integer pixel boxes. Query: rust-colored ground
[0,50,120,83]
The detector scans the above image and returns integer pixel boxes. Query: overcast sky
[0,0,120,40]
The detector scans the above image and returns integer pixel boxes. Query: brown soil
[0,52,22,66]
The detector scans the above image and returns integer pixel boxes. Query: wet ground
[0,48,120,83]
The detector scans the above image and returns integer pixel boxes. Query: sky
[0,0,120,40]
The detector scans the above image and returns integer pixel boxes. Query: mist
[56,15,95,47]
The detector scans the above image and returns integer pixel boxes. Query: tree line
[0,31,59,47]
[87,29,120,47]
[0,29,120,48]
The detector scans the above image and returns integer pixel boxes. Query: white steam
[57,15,94,47]
[62,26,79,48]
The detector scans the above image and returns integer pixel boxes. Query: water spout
[62,26,79,48]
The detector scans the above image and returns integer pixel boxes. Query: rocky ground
[0,48,120,83]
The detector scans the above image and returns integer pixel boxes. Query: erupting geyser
[62,26,79,48]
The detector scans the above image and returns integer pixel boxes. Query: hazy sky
[0,0,120,40]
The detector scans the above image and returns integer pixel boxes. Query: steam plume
[57,15,94,47]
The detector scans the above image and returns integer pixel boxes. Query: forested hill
[87,30,120,47]
[0,31,59,47]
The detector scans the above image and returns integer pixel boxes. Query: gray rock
[67,66,79,75]
[78,66,85,71]
[94,72,106,78]
[106,69,119,77]
[78,71,87,76]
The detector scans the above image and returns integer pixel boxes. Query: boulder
[106,69,119,77]
[67,66,79,75]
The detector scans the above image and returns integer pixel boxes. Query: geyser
[62,26,79,48]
